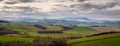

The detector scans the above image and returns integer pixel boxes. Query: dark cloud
[82,3,117,9]
[0,0,3,2]
[71,1,120,10]
[3,0,18,4]
[19,0,34,2]
[0,0,120,20]
[77,0,86,2]
[0,0,35,4]
[68,0,120,14]
[0,6,40,13]
[94,10,120,16]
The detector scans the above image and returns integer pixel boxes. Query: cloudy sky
[0,0,120,21]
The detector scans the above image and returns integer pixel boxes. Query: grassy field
[2,24,40,32]
[45,26,63,30]
[67,33,120,46]
[72,26,96,31]
[0,23,120,46]
[72,37,120,46]
[0,36,34,43]
[30,26,99,38]
[1,23,99,38]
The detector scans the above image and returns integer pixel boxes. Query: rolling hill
[67,33,120,46]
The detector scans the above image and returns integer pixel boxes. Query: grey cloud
[0,0,3,2]
[0,6,40,13]
[51,0,86,2]
[94,10,120,16]
[3,0,18,4]
[0,0,120,20]
[82,3,117,10]
[0,0,35,4]
[19,0,34,2]
[68,0,120,13]
[77,0,86,2]
[71,1,119,9]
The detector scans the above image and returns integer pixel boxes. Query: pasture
[0,23,120,46]
[0,24,100,38]
[72,37,120,46]
[67,33,120,46]
[0,36,34,43]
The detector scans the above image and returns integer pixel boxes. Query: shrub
[39,30,63,34]
[34,25,47,30]
[0,26,18,35]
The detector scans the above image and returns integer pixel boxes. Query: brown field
[93,27,120,32]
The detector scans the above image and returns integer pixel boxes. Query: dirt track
[93,27,120,32]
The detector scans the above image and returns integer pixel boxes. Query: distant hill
[0,20,9,23]
[0,17,120,27]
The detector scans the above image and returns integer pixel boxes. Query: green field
[71,26,96,31]
[0,36,34,43]
[67,33,120,46]
[72,37,120,46]
[1,23,99,38]
[29,26,99,38]
[45,26,63,30]
[0,23,120,46]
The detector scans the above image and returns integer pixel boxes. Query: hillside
[72,37,120,46]
[67,33,120,46]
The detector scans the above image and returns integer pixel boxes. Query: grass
[64,31,99,37]
[72,26,96,31]
[67,33,120,45]
[1,23,99,38]
[72,37,120,46]
[3,24,40,32]
[45,26,63,30]
[1,23,120,46]
[0,36,34,43]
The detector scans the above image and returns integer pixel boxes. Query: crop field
[93,27,120,32]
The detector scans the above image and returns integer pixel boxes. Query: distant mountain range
[0,17,119,27]
[0,20,9,23]
[60,17,111,23]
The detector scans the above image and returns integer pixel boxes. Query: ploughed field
[0,23,120,46]
[93,27,120,32]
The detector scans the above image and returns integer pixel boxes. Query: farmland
[71,37,120,46]
[0,23,100,38]
[0,23,120,46]
[0,36,34,43]
[67,33,120,46]
[93,27,120,32]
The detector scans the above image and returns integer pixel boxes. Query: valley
[0,23,119,46]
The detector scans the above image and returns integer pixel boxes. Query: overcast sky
[0,0,120,21]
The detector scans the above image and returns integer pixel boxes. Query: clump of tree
[0,26,18,35]
[39,30,63,34]
[0,38,68,46]
[90,25,100,27]
[62,26,73,30]
[90,25,107,27]
[34,25,47,30]
[87,32,119,37]
[0,20,9,23]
